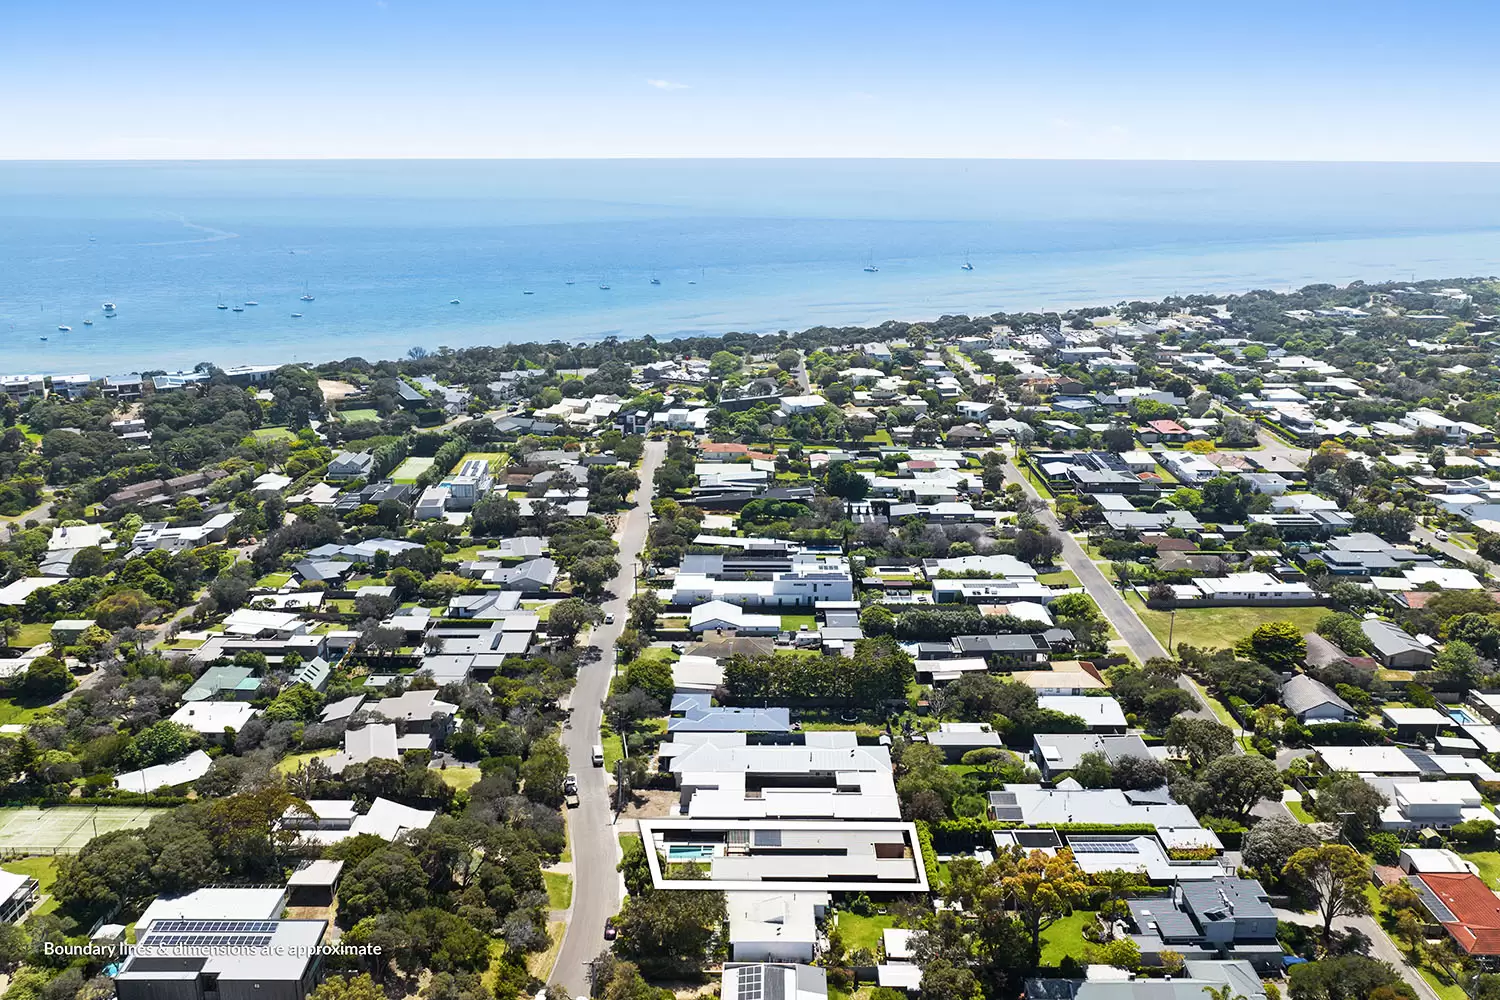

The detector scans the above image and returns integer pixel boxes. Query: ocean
[3,159,1500,375]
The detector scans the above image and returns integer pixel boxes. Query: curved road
[549,438,665,997]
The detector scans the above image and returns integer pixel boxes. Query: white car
[604,612,615,624]
[1435,530,1451,542]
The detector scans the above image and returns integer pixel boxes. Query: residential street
[549,438,665,997]
[1003,453,1235,728]
[1412,525,1500,577]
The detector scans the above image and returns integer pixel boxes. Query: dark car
[603,919,617,941]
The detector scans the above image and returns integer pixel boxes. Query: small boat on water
[650,276,661,285]
[523,290,534,295]
[39,336,47,342]
[83,319,93,326]
[216,297,228,310]
[57,325,71,332]
[244,300,258,306]
[102,301,116,311]
[450,299,461,305]
[565,280,575,286]
[291,312,303,318]
[231,305,244,312]
[598,283,611,290]
[961,260,974,271]
[301,282,315,302]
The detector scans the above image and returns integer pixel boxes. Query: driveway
[548,438,665,997]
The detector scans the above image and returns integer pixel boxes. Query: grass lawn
[275,749,336,775]
[836,912,898,954]
[252,426,297,442]
[338,408,380,423]
[1187,677,1238,729]
[601,733,624,774]
[1462,851,1500,889]
[1040,910,1097,966]
[1124,592,1328,652]
[390,456,436,483]
[453,451,507,473]
[0,700,44,727]
[526,920,565,980]
[1036,569,1081,587]
[780,613,816,631]
[478,939,509,993]
[5,856,59,915]
[256,571,293,588]
[544,871,573,910]
[12,622,53,648]
[437,765,482,790]
[863,428,893,445]
[1419,965,1469,1000]
[1286,799,1317,824]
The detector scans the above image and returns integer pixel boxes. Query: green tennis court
[0,806,171,855]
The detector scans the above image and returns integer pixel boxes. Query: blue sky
[4,0,1498,159]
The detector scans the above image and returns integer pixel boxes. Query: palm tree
[1202,985,1246,1000]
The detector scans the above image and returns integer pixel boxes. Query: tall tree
[1283,844,1371,953]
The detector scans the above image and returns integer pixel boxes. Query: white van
[592,744,605,767]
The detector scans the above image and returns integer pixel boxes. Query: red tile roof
[1419,873,1500,954]
[1148,419,1188,434]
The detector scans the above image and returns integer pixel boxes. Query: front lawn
[12,622,53,648]
[437,765,482,790]
[836,912,898,954]
[1036,570,1081,587]
[1124,593,1328,652]
[1462,851,1500,889]
[252,426,297,442]
[276,749,336,775]
[1039,909,1097,966]
[256,572,293,588]
[781,613,816,631]
[1286,799,1317,824]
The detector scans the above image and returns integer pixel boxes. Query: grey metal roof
[1280,674,1353,717]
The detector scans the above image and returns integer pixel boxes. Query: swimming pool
[667,845,716,860]
[1450,708,1478,725]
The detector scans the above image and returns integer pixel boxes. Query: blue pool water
[667,844,716,860]
[1449,708,1478,725]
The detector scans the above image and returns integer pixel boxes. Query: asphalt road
[549,438,665,998]
[1004,455,1169,666]
[1412,525,1500,577]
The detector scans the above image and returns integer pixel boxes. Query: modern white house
[666,554,854,608]
[727,891,830,963]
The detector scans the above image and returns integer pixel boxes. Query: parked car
[1435,530,1451,541]
[605,612,615,624]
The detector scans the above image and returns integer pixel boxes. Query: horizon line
[3,153,1500,165]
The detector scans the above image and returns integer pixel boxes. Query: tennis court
[0,806,171,855]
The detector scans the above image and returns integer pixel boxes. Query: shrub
[1451,818,1497,848]
[1366,832,1401,865]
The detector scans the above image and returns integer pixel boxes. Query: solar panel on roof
[1407,876,1457,923]
[1070,841,1139,854]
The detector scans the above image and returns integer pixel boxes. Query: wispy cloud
[646,78,689,91]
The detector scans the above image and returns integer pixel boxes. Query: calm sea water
[3,159,1500,375]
